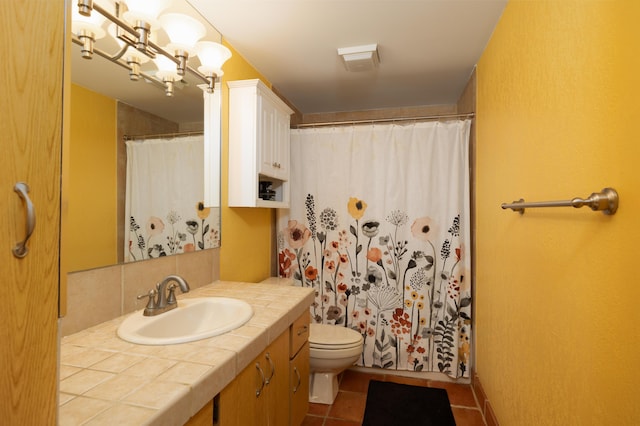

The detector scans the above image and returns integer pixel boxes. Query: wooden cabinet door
[265,331,290,426]
[290,343,310,426]
[219,330,291,426]
[219,358,267,426]
[0,1,65,424]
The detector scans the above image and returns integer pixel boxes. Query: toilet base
[308,372,339,404]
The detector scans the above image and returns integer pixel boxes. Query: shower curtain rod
[123,130,203,141]
[292,112,475,129]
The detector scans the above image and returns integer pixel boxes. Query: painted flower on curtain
[278,194,471,378]
[127,201,218,261]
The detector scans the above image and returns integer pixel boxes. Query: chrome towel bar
[501,187,619,215]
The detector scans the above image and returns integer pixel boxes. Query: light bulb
[159,13,206,55]
[196,41,232,77]
[122,0,170,26]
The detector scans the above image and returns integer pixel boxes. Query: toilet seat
[309,324,363,350]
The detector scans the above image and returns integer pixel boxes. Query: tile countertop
[59,281,314,426]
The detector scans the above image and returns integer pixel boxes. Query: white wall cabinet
[228,79,293,208]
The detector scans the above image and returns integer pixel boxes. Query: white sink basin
[117,297,253,345]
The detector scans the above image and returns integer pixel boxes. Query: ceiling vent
[337,44,379,72]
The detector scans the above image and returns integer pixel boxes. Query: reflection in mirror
[66,0,225,272]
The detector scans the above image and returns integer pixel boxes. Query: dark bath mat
[362,380,456,425]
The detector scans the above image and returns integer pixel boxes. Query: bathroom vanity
[59,281,313,425]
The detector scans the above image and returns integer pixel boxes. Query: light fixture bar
[82,1,218,92]
[71,35,167,90]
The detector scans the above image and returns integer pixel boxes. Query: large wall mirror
[66,0,224,273]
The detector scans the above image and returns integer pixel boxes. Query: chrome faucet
[137,275,191,316]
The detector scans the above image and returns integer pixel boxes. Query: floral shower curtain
[277,120,472,378]
[124,135,219,262]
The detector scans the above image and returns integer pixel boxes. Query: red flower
[337,283,348,293]
[279,249,296,278]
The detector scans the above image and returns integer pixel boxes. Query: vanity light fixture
[71,0,231,95]
[72,2,107,58]
[153,55,182,96]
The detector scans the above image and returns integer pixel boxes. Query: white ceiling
[189,0,508,114]
[71,0,507,123]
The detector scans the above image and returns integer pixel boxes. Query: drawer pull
[297,325,308,336]
[292,366,301,393]
[255,362,265,397]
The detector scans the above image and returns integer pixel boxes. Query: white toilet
[308,323,364,404]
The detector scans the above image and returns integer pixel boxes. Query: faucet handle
[167,283,178,305]
[137,289,157,310]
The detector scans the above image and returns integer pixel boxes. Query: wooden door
[0,0,65,424]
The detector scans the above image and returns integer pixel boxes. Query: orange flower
[337,283,348,293]
[367,247,382,263]
[305,266,318,280]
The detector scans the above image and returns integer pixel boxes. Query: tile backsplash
[62,248,220,336]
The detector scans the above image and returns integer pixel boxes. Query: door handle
[13,182,35,258]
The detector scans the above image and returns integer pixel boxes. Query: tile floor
[302,369,486,426]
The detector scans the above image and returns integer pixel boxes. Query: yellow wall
[67,84,117,271]
[476,1,640,425]
[219,41,274,282]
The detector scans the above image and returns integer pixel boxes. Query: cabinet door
[185,400,213,426]
[219,359,267,426]
[265,331,290,426]
[258,93,289,182]
[258,93,278,178]
[290,343,310,426]
[1,1,64,424]
[272,107,290,181]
